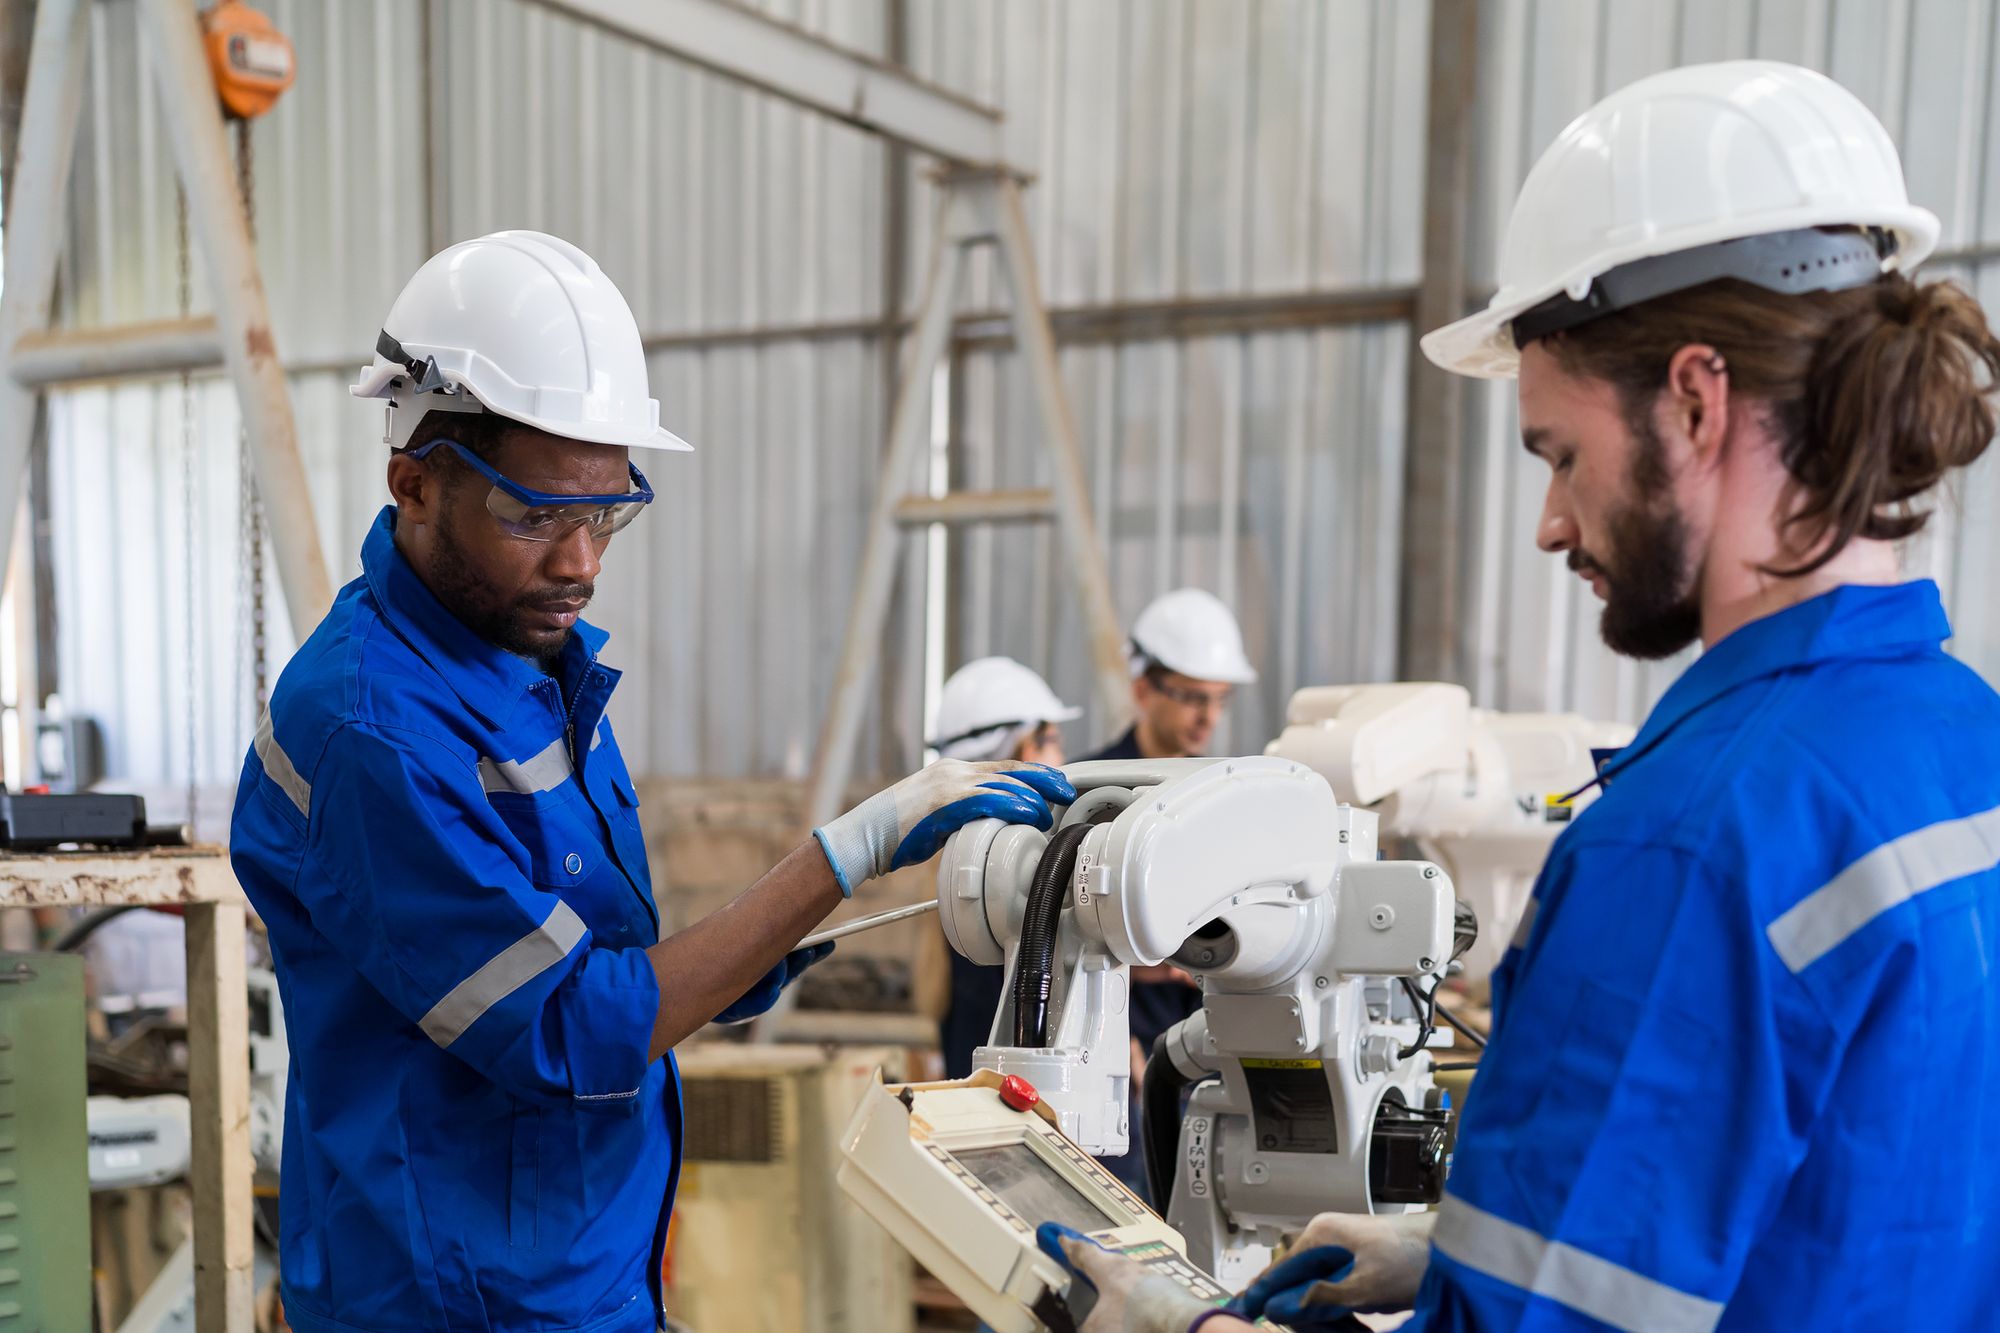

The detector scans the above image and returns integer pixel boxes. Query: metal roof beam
[527,0,1020,174]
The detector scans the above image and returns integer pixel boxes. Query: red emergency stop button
[999,1075,1040,1112]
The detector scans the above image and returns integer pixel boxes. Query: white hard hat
[352,230,694,452]
[1422,61,1940,379]
[1129,589,1258,685]
[929,657,1081,761]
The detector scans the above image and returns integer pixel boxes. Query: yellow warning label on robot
[1240,1059,1323,1070]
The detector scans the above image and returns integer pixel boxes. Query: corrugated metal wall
[1457,0,2000,723]
[36,0,2000,797]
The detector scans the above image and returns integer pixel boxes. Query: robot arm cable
[1011,822,1092,1047]
[1396,976,1490,1060]
[1431,992,1488,1049]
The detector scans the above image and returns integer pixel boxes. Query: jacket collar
[1601,579,1951,783]
[360,507,610,730]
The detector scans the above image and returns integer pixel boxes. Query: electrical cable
[1141,1032,1201,1208]
[1010,822,1091,1047]
[1396,975,1437,1060]
[1431,993,1489,1048]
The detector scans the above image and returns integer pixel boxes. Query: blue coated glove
[813,759,1077,896]
[713,940,835,1024]
[1228,1245,1365,1330]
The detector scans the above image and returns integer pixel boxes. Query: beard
[1573,418,1702,661]
[430,501,593,671]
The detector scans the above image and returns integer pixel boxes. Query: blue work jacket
[231,508,678,1333]
[1409,580,2000,1330]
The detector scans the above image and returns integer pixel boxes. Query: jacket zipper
[563,660,592,770]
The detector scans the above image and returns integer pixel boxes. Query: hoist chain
[176,180,198,836]
[235,118,269,716]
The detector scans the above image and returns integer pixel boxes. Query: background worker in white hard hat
[228,231,1073,1333]
[1045,61,2000,1332]
[930,657,1081,1079]
[1075,588,1258,1201]
[1079,587,1259,764]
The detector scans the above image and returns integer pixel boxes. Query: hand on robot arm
[1263,1211,1437,1315]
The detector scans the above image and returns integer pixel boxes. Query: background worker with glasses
[229,230,1071,1333]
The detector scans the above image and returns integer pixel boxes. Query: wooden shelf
[0,843,253,1330]
[0,846,240,908]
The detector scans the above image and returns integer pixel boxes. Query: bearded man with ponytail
[1047,62,2000,1333]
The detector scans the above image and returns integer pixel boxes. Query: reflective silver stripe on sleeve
[253,715,311,817]
[477,737,574,796]
[1766,803,2000,974]
[1508,896,1540,951]
[419,900,587,1048]
[1432,1195,1723,1333]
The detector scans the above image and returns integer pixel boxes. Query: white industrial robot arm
[937,757,1463,1284]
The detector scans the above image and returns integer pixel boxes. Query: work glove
[713,940,835,1024]
[1037,1223,1214,1333]
[1251,1210,1435,1316]
[1227,1246,1367,1330]
[813,759,1076,897]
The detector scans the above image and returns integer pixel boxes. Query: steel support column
[1398,0,1479,683]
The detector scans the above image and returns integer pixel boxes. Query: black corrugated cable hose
[1142,1032,1199,1208]
[1010,822,1093,1048]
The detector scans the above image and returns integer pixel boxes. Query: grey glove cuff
[812,787,896,896]
[1125,1274,1212,1332]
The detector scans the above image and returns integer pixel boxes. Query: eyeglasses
[1150,678,1234,712]
[407,439,654,542]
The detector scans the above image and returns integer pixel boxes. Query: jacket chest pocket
[489,783,605,884]
[489,783,651,946]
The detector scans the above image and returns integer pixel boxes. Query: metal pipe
[798,898,939,949]
[138,0,333,640]
[11,316,224,386]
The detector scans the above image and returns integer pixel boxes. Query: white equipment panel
[838,1070,1288,1333]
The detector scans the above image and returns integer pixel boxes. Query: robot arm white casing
[1268,682,1632,979]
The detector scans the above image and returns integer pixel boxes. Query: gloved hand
[1247,1211,1435,1316]
[1228,1245,1365,1329]
[1036,1223,1213,1333]
[813,759,1076,897]
[713,940,835,1024]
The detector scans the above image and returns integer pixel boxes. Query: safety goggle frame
[406,438,654,542]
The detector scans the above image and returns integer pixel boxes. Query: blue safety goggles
[407,438,654,542]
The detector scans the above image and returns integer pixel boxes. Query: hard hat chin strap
[1510,226,1897,350]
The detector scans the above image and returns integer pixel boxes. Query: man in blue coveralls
[229,230,1074,1333]
[1048,61,2000,1333]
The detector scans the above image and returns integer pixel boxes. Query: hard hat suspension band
[1510,226,1897,351]
[930,719,1034,752]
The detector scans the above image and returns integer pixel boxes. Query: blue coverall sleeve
[292,721,660,1109]
[1407,839,1830,1332]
